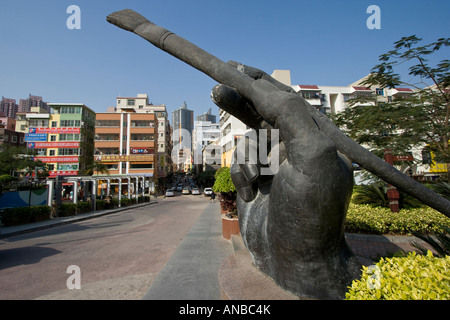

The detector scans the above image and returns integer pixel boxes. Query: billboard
[35,156,79,163]
[94,155,154,162]
[29,127,81,134]
[25,133,48,142]
[27,142,80,149]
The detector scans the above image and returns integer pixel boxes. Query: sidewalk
[0,201,157,239]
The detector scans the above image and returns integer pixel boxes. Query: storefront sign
[49,171,79,177]
[27,142,80,149]
[130,147,154,154]
[94,155,154,162]
[35,156,79,163]
[25,133,48,142]
[29,127,81,134]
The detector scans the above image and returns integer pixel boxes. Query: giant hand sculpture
[211,63,362,299]
[107,9,450,299]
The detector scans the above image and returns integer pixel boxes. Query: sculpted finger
[230,163,256,202]
[211,84,263,129]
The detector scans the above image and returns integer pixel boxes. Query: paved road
[0,194,213,300]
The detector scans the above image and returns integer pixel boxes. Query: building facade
[192,120,220,172]
[25,103,96,177]
[0,97,18,119]
[95,109,158,178]
[110,93,172,179]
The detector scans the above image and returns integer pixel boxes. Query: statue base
[218,235,307,300]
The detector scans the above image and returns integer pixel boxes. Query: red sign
[95,155,154,162]
[393,155,414,162]
[32,142,80,148]
[35,156,79,163]
[32,127,81,134]
[49,171,79,177]
[130,148,155,154]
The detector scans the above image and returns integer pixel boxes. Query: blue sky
[0,0,449,119]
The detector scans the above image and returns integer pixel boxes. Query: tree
[0,146,48,178]
[85,161,109,176]
[333,35,450,178]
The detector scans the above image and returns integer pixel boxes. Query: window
[376,88,384,96]
[51,121,58,127]
[49,150,56,156]
[20,136,24,143]
[95,120,120,127]
[21,125,26,131]
[127,99,135,106]
[130,163,153,169]
[50,135,57,142]
[47,164,55,171]
[58,148,80,156]
[11,135,17,143]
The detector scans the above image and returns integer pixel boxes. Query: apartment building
[95,109,158,178]
[107,94,172,179]
[193,120,220,172]
[219,108,250,168]
[24,103,96,177]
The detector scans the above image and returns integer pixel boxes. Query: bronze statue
[107,9,450,299]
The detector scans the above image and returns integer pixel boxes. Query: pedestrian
[211,191,216,202]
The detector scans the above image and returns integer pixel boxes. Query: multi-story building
[107,93,172,179]
[196,108,217,123]
[192,120,220,172]
[0,118,25,150]
[0,97,18,119]
[25,103,96,177]
[18,94,49,113]
[94,108,158,178]
[172,102,194,172]
[219,108,250,168]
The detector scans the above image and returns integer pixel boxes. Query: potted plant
[213,167,239,240]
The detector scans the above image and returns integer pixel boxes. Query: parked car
[182,187,191,195]
[204,188,213,197]
[165,189,175,197]
[177,184,183,192]
[191,187,200,195]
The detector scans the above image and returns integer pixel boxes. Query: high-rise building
[0,97,18,119]
[196,108,216,123]
[18,94,49,113]
[172,101,194,172]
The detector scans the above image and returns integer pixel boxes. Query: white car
[165,189,175,197]
[182,187,191,195]
[191,187,200,195]
[204,188,213,197]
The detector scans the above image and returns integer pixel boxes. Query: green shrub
[59,203,77,217]
[76,201,91,214]
[346,251,450,300]
[345,203,450,235]
[0,205,50,226]
[120,198,132,207]
[96,199,105,210]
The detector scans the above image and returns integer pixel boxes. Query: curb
[0,201,158,239]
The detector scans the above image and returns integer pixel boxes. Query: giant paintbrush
[107,9,450,218]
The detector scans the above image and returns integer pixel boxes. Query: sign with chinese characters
[35,156,79,163]
[130,148,155,154]
[25,133,48,142]
[393,155,414,162]
[94,155,154,162]
[29,127,81,134]
[49,171,79,177]
[27,142,80,149]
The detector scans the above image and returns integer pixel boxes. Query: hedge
[345,203,450,235]
[346,251,450,300]
[0,205,51,226]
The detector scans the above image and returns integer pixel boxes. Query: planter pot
[221,214,240,240]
